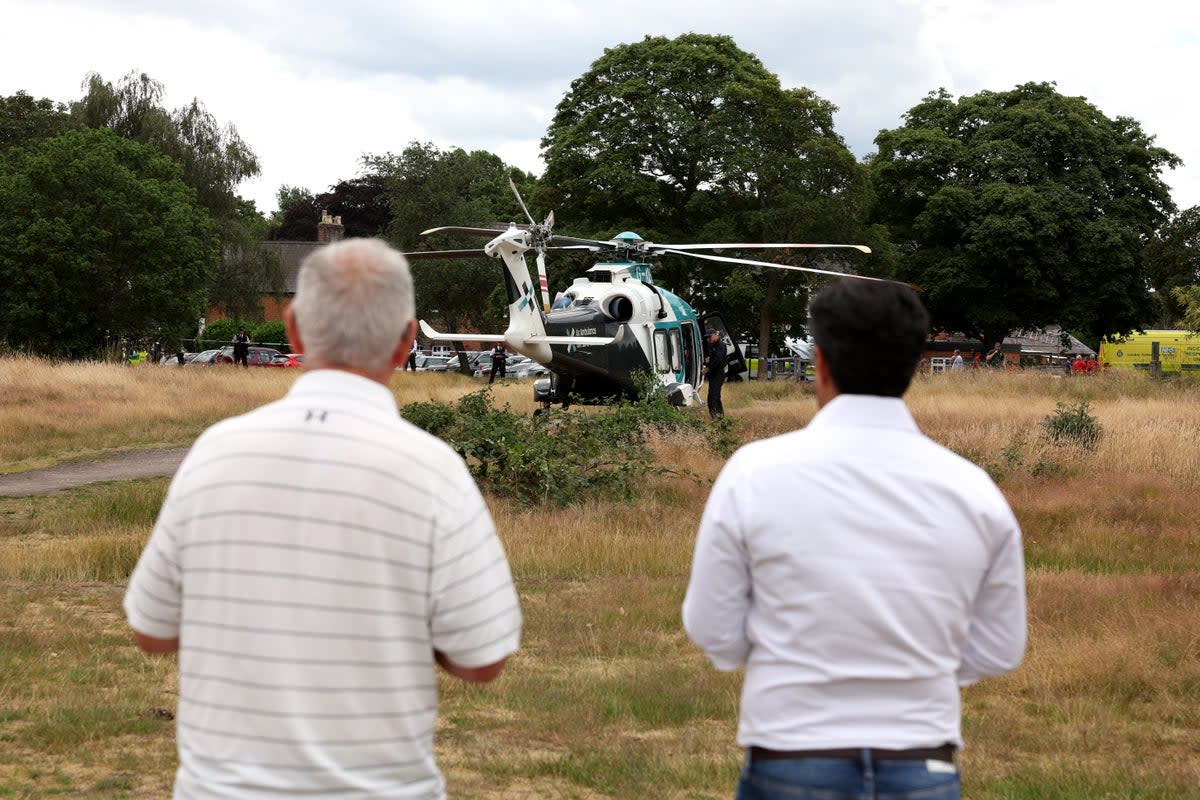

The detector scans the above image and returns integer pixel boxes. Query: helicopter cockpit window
[654,330,671,372]
[669,329,683,373]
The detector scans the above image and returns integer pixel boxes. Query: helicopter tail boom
[418,321,614,348]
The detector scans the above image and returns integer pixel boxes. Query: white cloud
[4,0,1197,214]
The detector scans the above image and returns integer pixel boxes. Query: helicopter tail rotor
[509,177,537,228]
[509,177,557,311]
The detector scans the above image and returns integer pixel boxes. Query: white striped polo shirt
[125,369,522,799]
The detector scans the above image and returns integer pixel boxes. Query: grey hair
[290,238,415,373]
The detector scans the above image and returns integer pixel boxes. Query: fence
[743,357,812,381]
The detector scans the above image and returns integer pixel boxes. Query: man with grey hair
[125,238,522,798]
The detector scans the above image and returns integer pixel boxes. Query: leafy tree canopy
[269,185,320,240]
[871,82,1180,348]
[1144,206,1200,326]
[71,72,275,320]
[319,174,391,239]
[1172,286,1200,333]
[542,33,781,238]
[0,128,217,357]
[1,91,76,150]
[71,72,259,221]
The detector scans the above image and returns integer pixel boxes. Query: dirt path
[0,447,190,497]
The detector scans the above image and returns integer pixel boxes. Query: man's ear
[390,319,418,369]
[813,344,837,405]
[283,305,304,355]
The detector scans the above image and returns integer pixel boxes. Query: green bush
[401,386,717,506]
[195,317,241,350]
[251,320,288,350]
[1041,400,1102,450]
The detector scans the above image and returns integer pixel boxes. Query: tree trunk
[756,272,783,379]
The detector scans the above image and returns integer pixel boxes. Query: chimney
[317,210,345,243]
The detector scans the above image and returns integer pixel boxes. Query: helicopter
[406,180,886,409]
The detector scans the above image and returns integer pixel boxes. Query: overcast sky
[4,0,1198,218]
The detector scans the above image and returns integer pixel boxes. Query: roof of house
[260,241,324,293]
[1004,325,1095,357]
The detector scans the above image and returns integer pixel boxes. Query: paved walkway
[0,447,189,497]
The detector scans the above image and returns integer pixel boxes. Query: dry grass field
[1,357,1198,798]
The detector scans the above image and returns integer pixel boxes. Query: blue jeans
[735,750,960,800]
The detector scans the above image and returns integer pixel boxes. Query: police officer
[702,328,727,418]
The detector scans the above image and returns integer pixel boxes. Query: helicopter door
[680,321,700,386]
[698,313,748,381]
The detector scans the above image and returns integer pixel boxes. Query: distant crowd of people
[934,346,1108,375]
[1069,354,1106,375]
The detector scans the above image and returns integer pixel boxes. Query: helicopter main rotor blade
[547,234,612,249]
[400,249,488,260]
[656,249,896,283]
[650,243,872,254]
[419,225,510,238]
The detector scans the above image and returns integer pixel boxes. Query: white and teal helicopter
[408,181,883,409]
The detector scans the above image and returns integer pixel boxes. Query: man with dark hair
[232,327,250,367]
[684,279,1026,800]
[489,342,508,384]
[702,328,727,418]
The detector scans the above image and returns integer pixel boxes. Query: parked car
[214,346,283,366]
[270,353,305,368]
[429,352,489,373]
[474,354,548,379]
[509,357,549,378]
[415,354,452,371]
[185,349,222,365]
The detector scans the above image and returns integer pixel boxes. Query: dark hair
[808,280,930,397]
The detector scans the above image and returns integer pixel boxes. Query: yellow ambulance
[1098,330,1200,375]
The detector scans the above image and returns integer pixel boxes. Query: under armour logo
[305,409,328,423]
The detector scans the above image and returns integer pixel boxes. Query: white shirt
[125,370,522,799]
[682,394,1025,750]
[951,354,964,371]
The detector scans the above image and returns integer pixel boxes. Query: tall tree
[0,128,216,357]
[71,72,270,316]
[71,72,259,219]
[712,85,885,369]
[1144,206,1200,326]
[366,143,527,357]
[870,82,1179,348]
[542,33,777,238]
[540,34,879,371]
[209,197,285,322]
